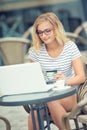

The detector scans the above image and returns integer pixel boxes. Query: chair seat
[78,115,87,124]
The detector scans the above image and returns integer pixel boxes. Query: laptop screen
[0,62,54,96]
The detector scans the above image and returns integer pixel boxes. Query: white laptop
[0,62,55,96]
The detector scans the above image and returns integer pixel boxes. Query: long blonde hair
[31,12,69,50]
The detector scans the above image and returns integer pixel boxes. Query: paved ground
[0,106,82,130]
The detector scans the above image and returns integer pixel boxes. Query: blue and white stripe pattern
[28,41,81,78]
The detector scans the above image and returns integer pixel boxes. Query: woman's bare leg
[28,111,39,130]
[28,109,45,130]
[47,94,77,130]
[28,94,77,130]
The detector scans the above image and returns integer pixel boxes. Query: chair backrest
[77,78,87,113]
[0,37,30,65]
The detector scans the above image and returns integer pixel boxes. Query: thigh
[47,94,77,111]
[59,94,77,111]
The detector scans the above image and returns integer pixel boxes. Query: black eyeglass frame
[36,28,53,36]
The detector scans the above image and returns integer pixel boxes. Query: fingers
[54,73,65,80]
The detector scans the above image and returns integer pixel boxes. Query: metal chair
[0,116,11,130]
[62,78,87,130]
[62,99,87,130]
[78,114,87,129]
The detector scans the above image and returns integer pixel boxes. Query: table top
[0,87,76,106]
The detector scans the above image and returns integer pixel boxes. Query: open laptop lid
[0,62,54,96]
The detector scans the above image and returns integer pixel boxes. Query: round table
[0,87,76,130]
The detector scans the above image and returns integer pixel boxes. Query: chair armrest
[77,78,87,113]
[78,115,87,124]
[63,99,87,119]
[81,88,87,113]
[0,116,11,130]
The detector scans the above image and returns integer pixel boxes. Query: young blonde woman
[28,12,86,130]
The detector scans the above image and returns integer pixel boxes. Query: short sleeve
[28,49,39,62]
[70,42,81,60]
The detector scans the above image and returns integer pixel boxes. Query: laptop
[0,62,55,96]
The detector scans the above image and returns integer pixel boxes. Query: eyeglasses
[36,28,53,36]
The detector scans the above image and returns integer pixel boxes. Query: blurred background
[0,0,87,66]
[0,0,87,37]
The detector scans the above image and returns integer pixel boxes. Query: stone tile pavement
[0,106,82,130]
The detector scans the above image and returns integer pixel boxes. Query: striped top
[28,41,81,78]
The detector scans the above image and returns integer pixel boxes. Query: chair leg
[73,118,80,130]
[73,119,87,130]
[0,116,11,130]
[62,116,72,130]
[82,123,87,130]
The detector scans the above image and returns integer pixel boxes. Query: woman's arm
[29,59,35,62]
[68,57,86,86]
[54,57,86,86]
